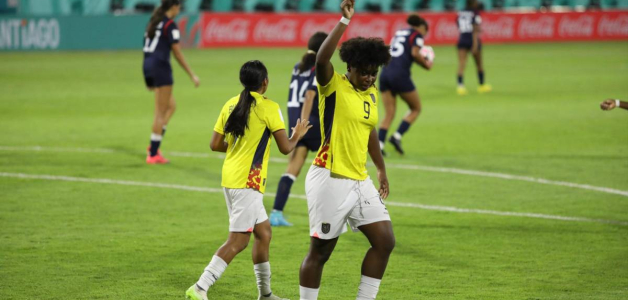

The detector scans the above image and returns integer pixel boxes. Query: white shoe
[259,293,289,300]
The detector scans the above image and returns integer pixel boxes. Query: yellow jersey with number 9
[214,92,286,194]
[313,71,379,181]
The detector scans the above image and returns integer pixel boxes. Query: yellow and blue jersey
[313,72,379,181]
[214,92,285,193]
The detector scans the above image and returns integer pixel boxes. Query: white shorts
[223,188,269,232]
[305,166,391,240]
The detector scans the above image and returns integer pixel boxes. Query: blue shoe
[270,211,293,227]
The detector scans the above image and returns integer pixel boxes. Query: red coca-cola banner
[198,10,628,47]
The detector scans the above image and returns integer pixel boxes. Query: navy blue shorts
[457,34,482,50]
[143,60,173,88]
[379,70,415,94]
[289,117,321,152]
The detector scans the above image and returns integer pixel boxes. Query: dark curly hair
[407,14,429,31]
[339,37,391,70]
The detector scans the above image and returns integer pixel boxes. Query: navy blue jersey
[287,63,319,130]
[457,10,481,37]
[143,17,180,63]
[382,28,424,77]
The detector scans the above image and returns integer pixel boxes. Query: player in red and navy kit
[269,32,328,227]
[378,15,432,156]
[143,0,199,164]
[456,0,491,95]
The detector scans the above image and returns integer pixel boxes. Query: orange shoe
[146,153,169,164]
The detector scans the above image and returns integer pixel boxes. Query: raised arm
[273,119,313,155]
[315,0,355,86]
[172,43,200,87]
[368,129,389,199]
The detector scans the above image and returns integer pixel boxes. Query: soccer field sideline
[1,145,626,226]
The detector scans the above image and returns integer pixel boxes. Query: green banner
[0,14,198,51]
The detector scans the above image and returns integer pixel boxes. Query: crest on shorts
[321,223,331,234]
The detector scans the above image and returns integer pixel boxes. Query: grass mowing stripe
[2,171,626,226]
[2,145,627,197]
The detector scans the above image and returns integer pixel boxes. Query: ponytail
[146,0,180,39]
[224,60,269,139]
[297,31,328,73]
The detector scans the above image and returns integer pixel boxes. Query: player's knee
[374,235,395,255]
[310,246,333,264]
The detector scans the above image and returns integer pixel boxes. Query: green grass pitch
[0,41,627,299]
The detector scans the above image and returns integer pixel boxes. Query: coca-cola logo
[483,17,515,39]
[558,15,594,37]
[597,14,628,37]
[518,16,555,38]
[301,19,337,42]
[346,19,389,39]
[204,18,250,43]
[434,18,458,40]
[254,18,298,43]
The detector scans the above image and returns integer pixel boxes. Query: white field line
[1,172,627,226]
[1,145,627,197]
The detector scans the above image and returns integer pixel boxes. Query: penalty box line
[1,171,626,226]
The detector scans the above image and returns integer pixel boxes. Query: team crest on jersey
[321,223,331,234]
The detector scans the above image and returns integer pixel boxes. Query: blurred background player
[456,0,491,96]
[143,0,200,164]
[186,60,311,300]
[600,99,628,111]
[378,14,432,156]
[299,1,395,300]
[269,32,328,227]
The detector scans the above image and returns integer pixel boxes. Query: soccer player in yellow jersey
[186,60,311,300]
[299,1,395,300]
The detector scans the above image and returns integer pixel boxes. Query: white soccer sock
[254,262,272,297]
[196,255,228,291]
[355,275,381,300]
[150,133,163,141]
[300,286,319,300]
[379,141,385,150]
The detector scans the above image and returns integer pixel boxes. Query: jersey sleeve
[213,103,230,135]
[308,72,318,92]
[166,21,180,44]
[265,102,286,133]
[413,35,425,49]
[474,13,482,25]
[318,71,341,97]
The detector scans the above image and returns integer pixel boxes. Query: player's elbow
[209,141,224,152]
[279,145,292,155]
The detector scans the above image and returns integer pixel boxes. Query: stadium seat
[124,0,160,11]
[617,0,628,7]
[297,0,318,11]
[354,0,394,12]
[518,0,542,7]
[243,0,290,11]
[183,0,201,13]
[212,0,234,11]
[323,0,342,11]
[81,0,112,15]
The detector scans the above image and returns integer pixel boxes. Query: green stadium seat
[124,0,160,11]
[617,0,628,7]
[298,0,318,11]
[243,0,289,12]
[183,0,202,13]
[354,0,393,12]
[518,0,542,7]
[432,0,446,11]
[82,0,112,15]
[212,0,233,11]
[323,0,341,12]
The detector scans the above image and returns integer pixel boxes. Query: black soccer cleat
[388,136,404,155]
[381,149,387,157]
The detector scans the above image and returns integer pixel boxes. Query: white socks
[150,133,162,141]
[254,262,272,297]
[300,286,319,300]
[356,275,381,300]
[196,255,228,291]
